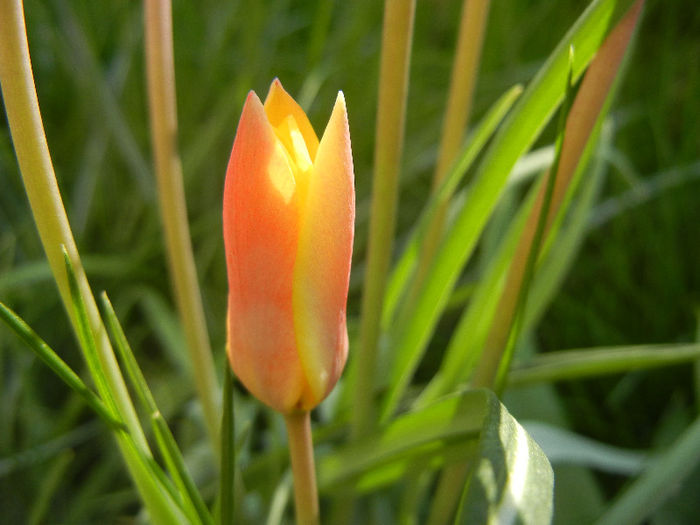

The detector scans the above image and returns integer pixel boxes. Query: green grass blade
[595,414,700,525]
[152,412,214,525]
[382,84,523,329]
[102,291,213,524]
[100,292,159,414]
[0,301,124,430]
[219,367,235,525]
[507,343,700,387]
[381,0,636,421]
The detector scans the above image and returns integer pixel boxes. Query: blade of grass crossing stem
[65,250,190,522]
[220,367,235,525]
[101,292,213,524]
[352,0,416,439]
[63,248,121,416]
[152,412,214,525]
[380,0,636,421]
[0,301,124,430]
[101,292,159,414]
[596,415,700,525]
[382,84,523,329]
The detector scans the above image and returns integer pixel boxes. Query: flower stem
[144,0,220,450]
[409,0,491,299]
[284,411,319,525]
[352,0,416,441]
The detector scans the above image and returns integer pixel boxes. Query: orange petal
[263,79,319,161]
[293,92,354,406]
[223,91,305,412]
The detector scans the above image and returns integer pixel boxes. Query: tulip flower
[223,79,355,414]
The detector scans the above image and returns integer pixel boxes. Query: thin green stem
[352,0,417,440]
[219,367,235,525]
[409,0,491,299]
[285,411,319,525]
[144,0,220,450]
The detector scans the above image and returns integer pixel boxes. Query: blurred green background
[1,0,698,522]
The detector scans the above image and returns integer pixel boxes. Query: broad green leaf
[456,392,554,525]
[381,0,636,421]
[320,389,552,524]
[507,343,700,387]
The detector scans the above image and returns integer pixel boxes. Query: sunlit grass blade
[0,301,124,429]
[382,84,523,329]
[219,367,235,525]
[507,343,700,387]
[380,0,637,422]
[595,414,700,525]
[101,292,159,413]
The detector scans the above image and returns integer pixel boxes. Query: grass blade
[152,412,214,525]
[101,292,159,414]
[507,343,700,387]
[0,301,124,430]
[595,414,700,525]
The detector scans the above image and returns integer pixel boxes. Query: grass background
[0,0,698,522]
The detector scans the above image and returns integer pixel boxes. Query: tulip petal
[264,79,319,161]
[293,92,354,405]
[224,91,305,412]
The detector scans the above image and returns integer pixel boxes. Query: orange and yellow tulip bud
[223,79,355,413]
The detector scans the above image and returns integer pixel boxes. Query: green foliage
[1,0,699,523]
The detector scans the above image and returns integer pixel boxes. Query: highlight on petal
[293,92,355,405]
[224,91,305,412]
[264,79,320,161]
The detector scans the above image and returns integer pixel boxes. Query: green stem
[0,2,187,522]
[285,411,319,525]
[352,0,416,440]
[144,0,220,450]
